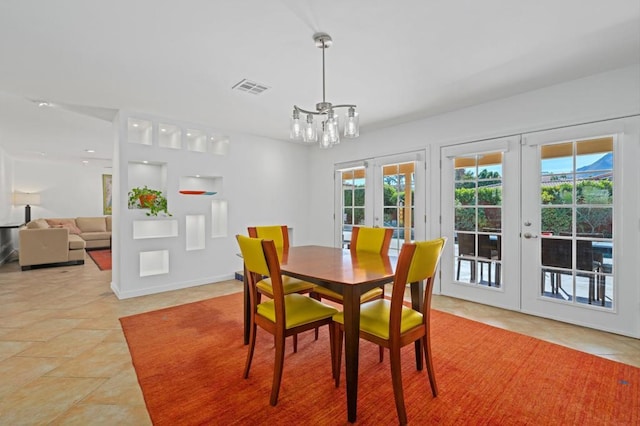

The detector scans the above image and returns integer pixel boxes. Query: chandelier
[289,32,359,148]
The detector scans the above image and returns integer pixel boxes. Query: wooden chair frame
[247,225,316,352]
[240,236,336,406]
[332,238,446,425]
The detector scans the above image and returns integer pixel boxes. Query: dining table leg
[342,285,362,423]
[410,281,424,370]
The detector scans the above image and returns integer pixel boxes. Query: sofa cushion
[68,234,87,250]
[46,219,81,234]
[80,231,111,241]
[76,217,107,233]
[27,219,50,229]
[106,216,112,232]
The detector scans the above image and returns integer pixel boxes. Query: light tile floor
[0,255,638,425]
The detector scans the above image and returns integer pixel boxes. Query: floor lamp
[13,192,41,224]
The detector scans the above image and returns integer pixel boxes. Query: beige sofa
[19,216,111,270]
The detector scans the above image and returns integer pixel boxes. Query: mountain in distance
[577,152,613,173]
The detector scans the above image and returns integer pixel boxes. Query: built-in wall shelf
[128,162,167,193]
[128,118,152,145]
[179,176,222,195]
[126,116,229,156]
[186,129,207,153]
[211,200,228,238]
[209,136,229,156]
[116,112,232,298]
[158,123,182,149]
[139,250,169,277]
[179,191,217,195]
[133,220,179,240]
[186,215,206,250]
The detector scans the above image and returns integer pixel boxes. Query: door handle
[523,232,538,239]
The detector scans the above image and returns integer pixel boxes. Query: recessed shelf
[178,191,217,195]
[128,118,152,145]
[158,123,182,149]
[127,162,168,212]
[211,199,228,238]
[186,215,205,251]
[179,176,222,194]
[133,220,178,239]
[128,162,166,188]
[186,129,208,153]
[209,136,229,156]
[139,250,169,277]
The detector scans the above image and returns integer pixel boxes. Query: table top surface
[280,245,396,286]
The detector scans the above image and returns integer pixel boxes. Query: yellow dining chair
[236,235,338,406]
[247,226,317,298]
[247,226,317,352]
[311,226,394,304]
[332,237,447,425]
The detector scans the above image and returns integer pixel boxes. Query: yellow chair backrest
[406,238,447,283]
[237,235,271,278]
[352,227,393,254]
[389,237,447,321]
[249,225,289,251]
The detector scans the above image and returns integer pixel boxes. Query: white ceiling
[1,0,638,165]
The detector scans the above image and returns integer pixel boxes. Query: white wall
[11,159,111,222]
[0,146,14,224]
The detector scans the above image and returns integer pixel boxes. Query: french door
[440,136,521,310]
[520,118,638,335]
[335,151,426,255]
[440,117,640,337]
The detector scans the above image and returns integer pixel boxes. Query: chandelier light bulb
[290,109,303,140]
[326,111,340,145]
[319,122,332,149]
[303,114,317,143]
[344,107,359,138]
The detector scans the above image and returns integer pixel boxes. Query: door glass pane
[539,137,614,308]
[541,207,572,234]
[341,168,365,249]
[455,207,476,231]
[382,162,415,254]
[455,182,476,205]
[454,153,503,287]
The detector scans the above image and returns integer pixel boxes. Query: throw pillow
[45,219,82,235]
[27,218,50,229]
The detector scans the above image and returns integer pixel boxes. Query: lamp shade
[13,192,41,206]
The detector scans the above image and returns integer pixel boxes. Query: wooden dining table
[240,244,429,422]
[282,245,399,422]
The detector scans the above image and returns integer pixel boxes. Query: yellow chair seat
[257,276,316,297]
[333,299,423,340]
[257,293,339,329]
[312,285,383,303]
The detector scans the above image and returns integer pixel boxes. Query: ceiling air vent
[232,79,270,95]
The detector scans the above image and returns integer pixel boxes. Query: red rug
[87,249,111,270]
[120,292,639,425]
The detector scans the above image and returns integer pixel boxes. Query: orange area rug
[120,292,639,425]
[87,249,111,270]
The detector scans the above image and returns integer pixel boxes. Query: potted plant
[128,186,172,216]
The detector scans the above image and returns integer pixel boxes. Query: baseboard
[21,259,84,271]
